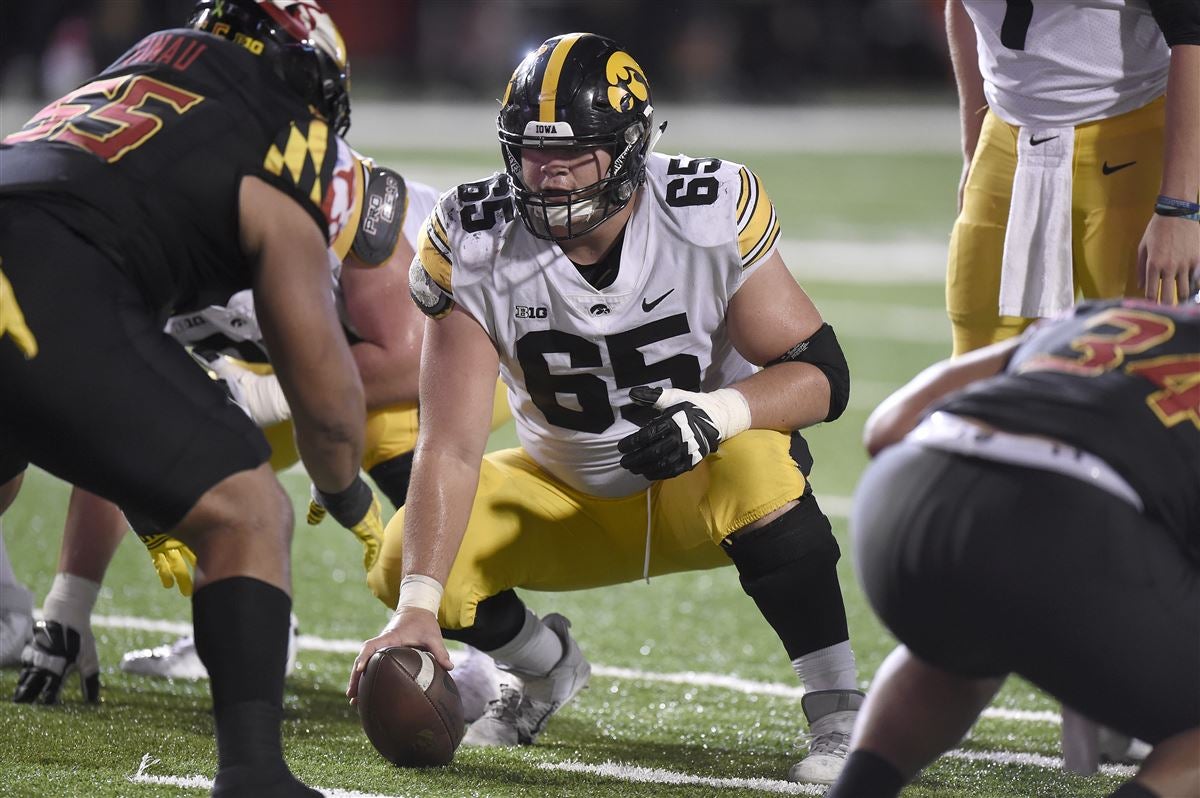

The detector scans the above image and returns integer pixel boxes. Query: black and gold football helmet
[498,33,659,240]
[189,0,351,135]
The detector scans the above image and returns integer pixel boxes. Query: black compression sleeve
[1148,0,1200,46]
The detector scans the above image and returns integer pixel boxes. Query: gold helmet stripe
[538,33,585,123]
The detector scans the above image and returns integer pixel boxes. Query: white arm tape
[655,386,752,441]
[238,370,292,428]
[207,356,292,428]
[396,574,444,616]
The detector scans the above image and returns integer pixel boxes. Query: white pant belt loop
[908,412,1144,512]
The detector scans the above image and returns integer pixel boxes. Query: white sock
[0,521,34,616]
[41,573,101,632]
[792,640,858,693]
[486,609,563,677]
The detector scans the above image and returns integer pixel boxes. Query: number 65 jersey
[411,151,782,498]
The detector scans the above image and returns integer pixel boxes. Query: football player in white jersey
[349,33,861,785]
[946,0,1199,355]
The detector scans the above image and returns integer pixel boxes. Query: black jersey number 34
[516,313,701,433]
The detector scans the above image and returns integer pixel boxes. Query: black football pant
[853,442,1199,745]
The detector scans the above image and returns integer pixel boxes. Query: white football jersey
[964,0,1169,127]
[165,160,437,361]
[411,152,781,497]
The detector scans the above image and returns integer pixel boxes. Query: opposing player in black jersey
[826,298,1200,798]
[0,2,377,795]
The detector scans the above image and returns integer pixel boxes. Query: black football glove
[617,386,722,481]
[13,620,100,705]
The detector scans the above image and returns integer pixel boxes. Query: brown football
[357,646,465,766]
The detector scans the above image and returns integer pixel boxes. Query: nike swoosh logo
[641,289,674,312]
[1102,160,1137,175]
[1029,135,1059,146]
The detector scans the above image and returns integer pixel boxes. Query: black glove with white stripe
[618,386,749,481]
[13,620,100,705]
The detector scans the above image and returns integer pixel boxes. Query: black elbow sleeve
[1148,0,1200,45]
[769,323,850,422]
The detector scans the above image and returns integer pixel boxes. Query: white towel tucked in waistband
[999,126,1076,318]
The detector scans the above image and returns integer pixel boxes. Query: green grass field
[0,150,1135,797]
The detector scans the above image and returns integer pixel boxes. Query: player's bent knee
[177,464,293,550]
[441,590,526,650]
[722,494,839,579]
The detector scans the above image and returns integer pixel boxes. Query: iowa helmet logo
[605,51,648,112]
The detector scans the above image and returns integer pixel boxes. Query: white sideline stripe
[944,748,1137,778]
[130,755,412,797]
[781,238,948,285]
[92,613,1058,727]
[815,298,950,343]
[539,749,1136,794]
[539,760,824,794]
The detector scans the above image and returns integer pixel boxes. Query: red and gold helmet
[189,0,350,135]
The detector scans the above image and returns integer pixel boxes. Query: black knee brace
[367,451,415,510]
[441,589,527,651]
[722,492,849,659]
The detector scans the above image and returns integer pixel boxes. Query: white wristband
[236,370,292,427]
[396,574,444,616]
[705,387,752,440]
[655,386,752,442]
[205,355,292,427]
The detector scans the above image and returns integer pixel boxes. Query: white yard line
[781,239,948,285]
[127,748,1131,798]
[944,748,1137,778]
[538,749,1134,793]
[90,612,1058,728]
[130,755,415,798]
[814,298,950,342]
[538,760,825,794]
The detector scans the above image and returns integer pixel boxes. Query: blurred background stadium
[1,0,951,103]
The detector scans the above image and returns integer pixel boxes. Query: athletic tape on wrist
[707,387,752,440]
[396,574,443,615]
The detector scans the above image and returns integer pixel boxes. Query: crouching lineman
[349,33,863,785]
[827,297,1200,798]
[0,2,374,795]
[10,158,441,692]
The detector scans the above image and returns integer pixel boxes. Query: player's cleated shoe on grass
[451,644,500,724]
[0,584,34,668]
[120,613,300,680]
[788,688,865,784]
[462,613,591,747]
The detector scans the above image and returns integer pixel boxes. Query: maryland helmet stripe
[539,33,585,122]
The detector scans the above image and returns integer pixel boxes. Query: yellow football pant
[369,429,808,630]
[947,97,1165,355]
[259,378,511,473]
